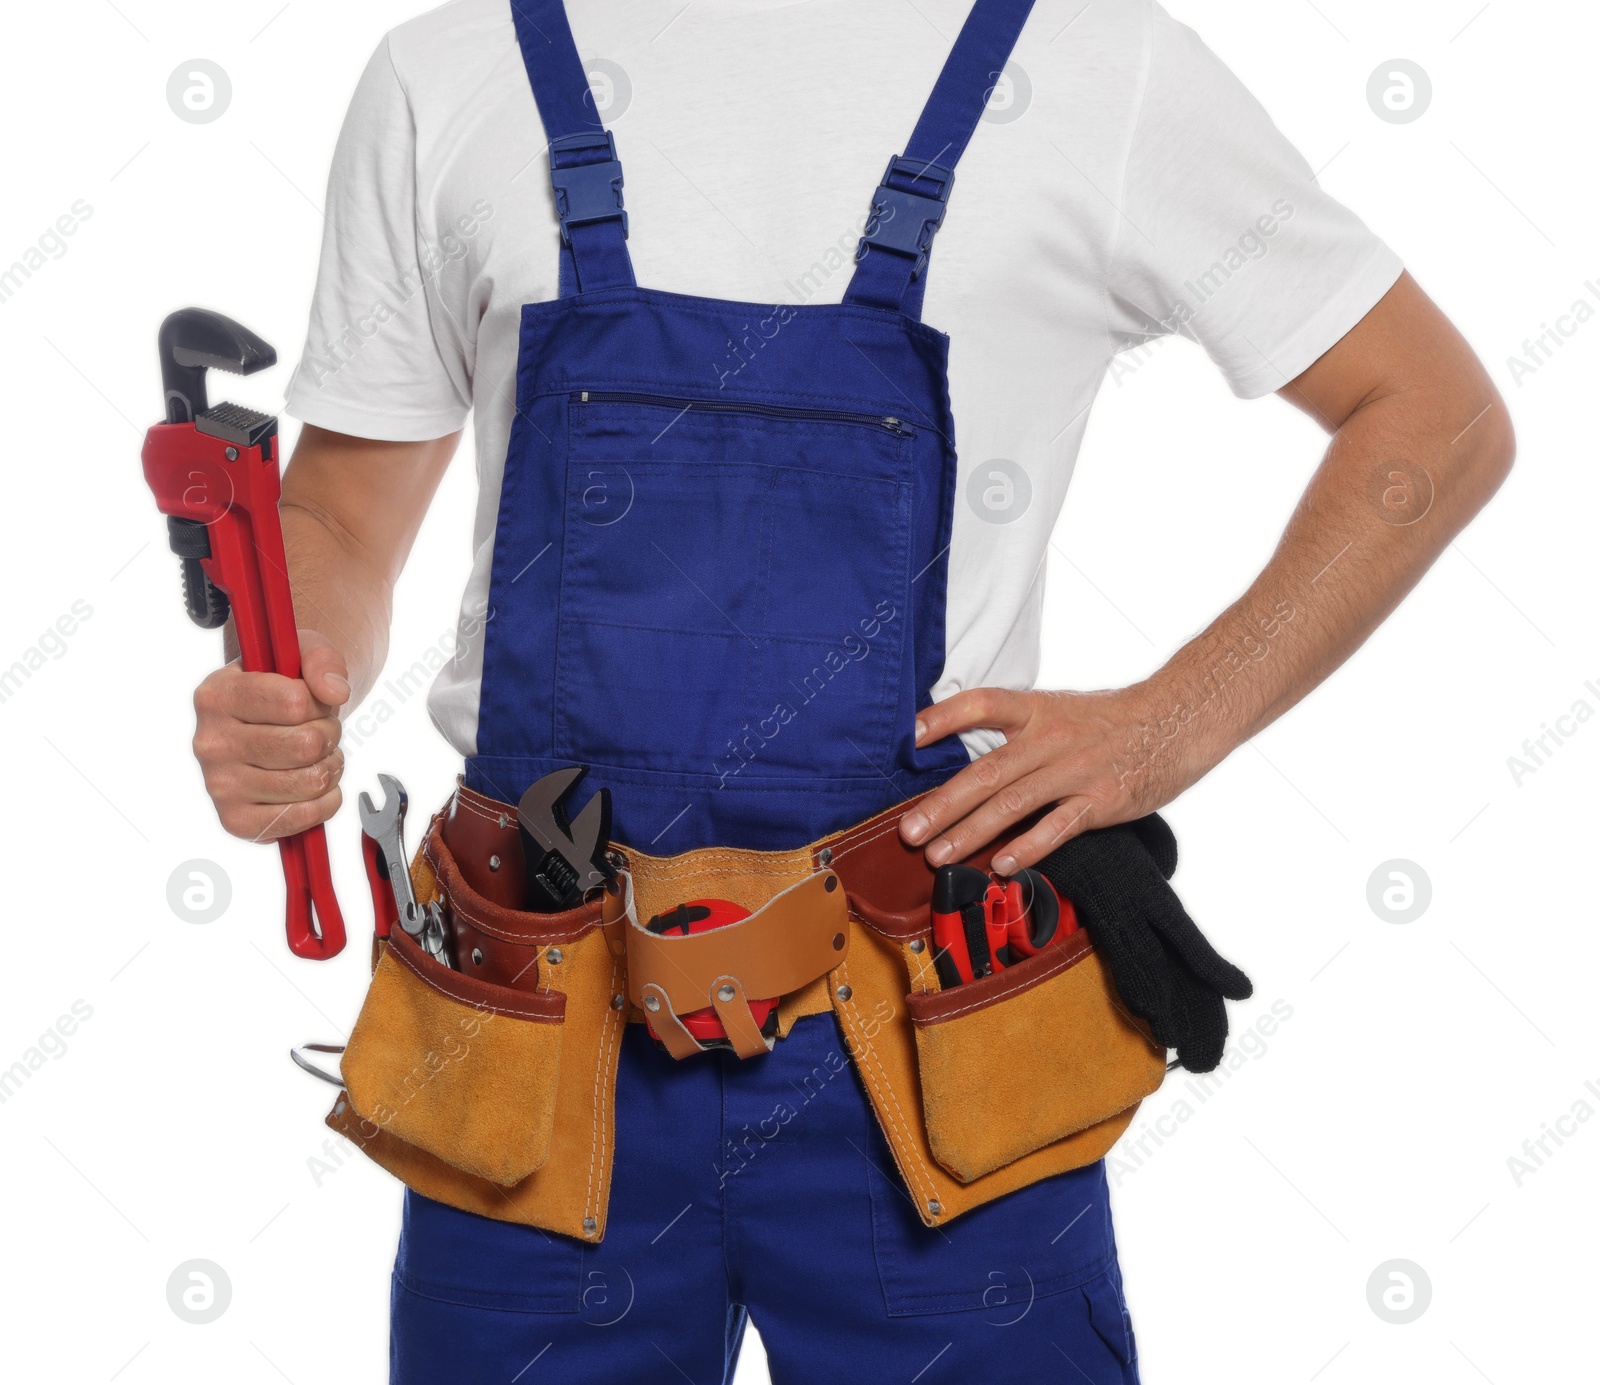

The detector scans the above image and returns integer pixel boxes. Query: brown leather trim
[385,925,567,1024]
[905,930,1094,1026]
[440,779,529,909]
[424,816,605,947]
[818,794,1050,942]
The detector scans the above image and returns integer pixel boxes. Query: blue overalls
[390,2,1139,1379]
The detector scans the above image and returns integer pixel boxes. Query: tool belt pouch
[624,869,850,1060]
[906,934,1165,1183]
[824,809,1169,1226]
[338,927,564,1187]
[328,816,627,1242]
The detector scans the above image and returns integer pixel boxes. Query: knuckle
[218,808,252,839]
[970,753,1005,789]
[995,784,1030,817]
[288,727,325,764]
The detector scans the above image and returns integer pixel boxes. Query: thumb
[298,629,351,711]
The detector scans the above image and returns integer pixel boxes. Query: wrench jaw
[516,767,617,912]
[402,900,454,969]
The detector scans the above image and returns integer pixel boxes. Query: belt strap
[509,0,636,296]
[843,0,1038,318]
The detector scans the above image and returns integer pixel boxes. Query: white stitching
[835,958,935,1209]
[909,941,1093,1024]
[585,951,623,1231]
[385,933,564,1023]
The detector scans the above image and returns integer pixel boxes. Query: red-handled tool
[930,862,1077,986]
[141,308,347,960]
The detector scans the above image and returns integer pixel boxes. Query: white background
[0,2,1593,1382]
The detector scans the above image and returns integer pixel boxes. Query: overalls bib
[467,0,1045,854]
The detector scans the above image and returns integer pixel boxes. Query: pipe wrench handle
[276,828,346,961]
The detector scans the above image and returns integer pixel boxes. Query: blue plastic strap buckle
[548,131,627,245]
[855,155,956,277]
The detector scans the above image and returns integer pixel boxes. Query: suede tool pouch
[330,814,629,1242]
[906,931,1169,1184]
[339,925,565,1187]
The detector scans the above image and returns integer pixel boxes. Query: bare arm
[901,272,1515,871]
[192,425,459,840]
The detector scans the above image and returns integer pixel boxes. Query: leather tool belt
[327,783,1168,1241]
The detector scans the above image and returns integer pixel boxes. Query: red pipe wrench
[140,308,346,960]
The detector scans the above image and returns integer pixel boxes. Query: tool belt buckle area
[623,869,851,1061]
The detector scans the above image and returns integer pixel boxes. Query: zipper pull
[580,391,590,403]
[883,417,903,432]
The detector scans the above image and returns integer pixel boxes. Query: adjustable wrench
[358,774,452,967]
[516,766,616,911]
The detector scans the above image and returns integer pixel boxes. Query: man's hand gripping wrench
[359,775,452,966]
[140,308,346,960]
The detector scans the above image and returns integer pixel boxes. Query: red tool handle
[143,310,348,960]
[362,831,397,941]
[208,500,346,960]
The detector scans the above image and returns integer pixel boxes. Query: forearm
[903,276,1515,869]
[277,424,460,709]
[280,500,394,707]
[1127,379,1514,790]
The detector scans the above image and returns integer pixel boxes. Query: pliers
[929,863,1077,988]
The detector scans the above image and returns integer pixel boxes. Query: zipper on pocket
[574,389,911,435]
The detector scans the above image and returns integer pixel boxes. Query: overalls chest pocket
[552,392,916,787]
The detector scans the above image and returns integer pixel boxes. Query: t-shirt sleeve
[283,38,471,440]
[1106,5,1405,399]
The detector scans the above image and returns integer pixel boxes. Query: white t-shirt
[285,0,1403,761]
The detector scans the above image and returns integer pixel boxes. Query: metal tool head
[357,773,408,839]
[157,307,277,425]
[517,766,615,904]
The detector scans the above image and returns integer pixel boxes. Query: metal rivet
[717,983,736,1003]
[488,854,501,872]
[836,984,853,1002]
[832,933,845,951]
[607,849,627,870]
[927,1199,942,1217]
[611,994,625,1011]
[546,948,564,965]
[334,1099,346,1116]
[818,847,833,867]
[497,813,509,830]
[909,938,926,953]
[583,1217,597,1235]
[224,446,239,461]
[471,947,484,966]
[824,874,838,893]
[644,995,660,1012]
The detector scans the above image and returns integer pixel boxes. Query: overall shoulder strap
[510,0,636,296]
[843,0,1037,319]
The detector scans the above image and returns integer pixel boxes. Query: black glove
[1034,814,1251,1073]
